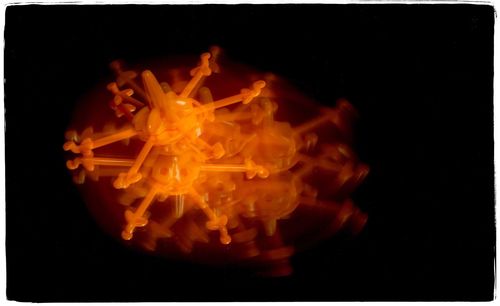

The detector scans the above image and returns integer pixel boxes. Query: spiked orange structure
[63,47,369,276]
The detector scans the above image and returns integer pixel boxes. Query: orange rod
[128,136,155,175]
[135,184,160,218]
[180,71,204,98]
[200,164,249,172]
[92,128,137,149]
[86,157,135,167]
[293,114,331,135]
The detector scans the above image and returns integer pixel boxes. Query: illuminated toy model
[63,47,369,276]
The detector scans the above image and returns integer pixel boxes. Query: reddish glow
[63,47,369,276]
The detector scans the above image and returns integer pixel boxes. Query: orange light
[63,47,369,276]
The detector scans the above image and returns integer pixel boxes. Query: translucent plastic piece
[63,47,369,276]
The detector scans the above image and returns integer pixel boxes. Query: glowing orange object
[63,47,369,276]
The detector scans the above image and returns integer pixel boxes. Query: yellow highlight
[63,47,369,274]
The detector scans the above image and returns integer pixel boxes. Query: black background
[5,4,495,302]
